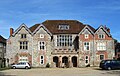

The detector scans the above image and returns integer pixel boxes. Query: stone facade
[0,35,6,68]
[6,20,115,68]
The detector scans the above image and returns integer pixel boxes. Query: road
[0,67,120,76]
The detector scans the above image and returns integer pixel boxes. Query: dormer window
[21,34,26,39]
[59,24,69,30]
[98,34,105,39]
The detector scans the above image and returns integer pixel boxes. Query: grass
[0,67,10,71]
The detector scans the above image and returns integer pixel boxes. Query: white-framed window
[85,56,89,64]
[40,34,44,38]
[84,34,89,39]
[57,35,72,46]
[59,24,69,30]
[97,42,106,50]
[84,42,90,51]
[39,41,45,50]
[20,41,28,50]
[98,34,105,39]
[19,56,28,63]
[21,34,26,39]
[40,55,44,65]
[100,54,104,60]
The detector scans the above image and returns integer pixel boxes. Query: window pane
[84,42,89,51]
[86,60,88,63]
[20,41,28,50]
[86,56,88,59]
[57,35,72,47]
[100,55,104,60]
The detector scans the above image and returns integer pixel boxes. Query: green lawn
[0,67,10,71]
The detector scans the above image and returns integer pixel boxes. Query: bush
[46,63,50,68]
[86,64,90,67]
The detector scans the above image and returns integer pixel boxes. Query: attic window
[21,34,26,39]
[59,24,69,30]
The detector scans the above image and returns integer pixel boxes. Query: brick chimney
[10,28,14,36]
[104,25,110,33]
[107,28,110,33]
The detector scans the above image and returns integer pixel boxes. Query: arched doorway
[72,56,77,67]
[53,56,59,67]
[62,56,68,67]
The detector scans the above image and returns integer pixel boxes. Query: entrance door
[72,56,77,67]
[53,56,59,67]
[62,56,68,67]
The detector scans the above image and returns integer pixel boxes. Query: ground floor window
[100,54,104,60]
[85,56,89,64]
[40,55,44,65]
[19,56,28,63]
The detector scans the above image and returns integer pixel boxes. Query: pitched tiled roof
[87,25,96,32]
[0,35,6,43]
[29,24,40,33]
[42,20,86,34]
[29,20,97,34]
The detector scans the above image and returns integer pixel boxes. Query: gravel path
[0,67,120,76]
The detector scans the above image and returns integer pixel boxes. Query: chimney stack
[104,25,110,33]
[107,28,110,33]
[10,28,14,36]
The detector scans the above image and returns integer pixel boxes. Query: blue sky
[0,0,120,41]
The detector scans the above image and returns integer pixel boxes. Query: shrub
[86,64,90,67]
[46,63,50,68]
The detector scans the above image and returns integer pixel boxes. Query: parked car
[99,60,120,70]
[11,62,31,69]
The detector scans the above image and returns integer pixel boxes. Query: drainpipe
[93,34,95,66]
[32,36,33,67]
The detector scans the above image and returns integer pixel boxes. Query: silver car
[11,62,31,69]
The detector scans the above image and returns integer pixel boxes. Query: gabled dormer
[32,24,52,37]
[94,25,112,40]
[11,23,32,37]
[79,25,95,41]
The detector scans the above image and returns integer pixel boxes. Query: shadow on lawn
[0,72,16,76]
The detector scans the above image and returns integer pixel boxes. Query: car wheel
[25,66,28,69]
[107,67,112,70]
[13,66,16,69]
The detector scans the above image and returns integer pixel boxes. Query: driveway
[0,67,120,76]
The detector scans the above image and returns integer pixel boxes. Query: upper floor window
[39,41,45,50]
[59,24,69,30]
[57,35,72,46]
[21,34,26,39]
[40,34,44,38]
[98,34,105,39]
[84,42,90,51]
[97,42,106,50]
[84,34,89,39]
[20,41,28,50]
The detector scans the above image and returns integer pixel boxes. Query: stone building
[0,35,6,68]
[6,20,114,67]
[115,42,120,60]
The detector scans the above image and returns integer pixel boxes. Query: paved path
[0,67,120,76]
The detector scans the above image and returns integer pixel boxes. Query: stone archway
[53,56,59,67]
[72,56,77,67]
[62,56,68,67]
